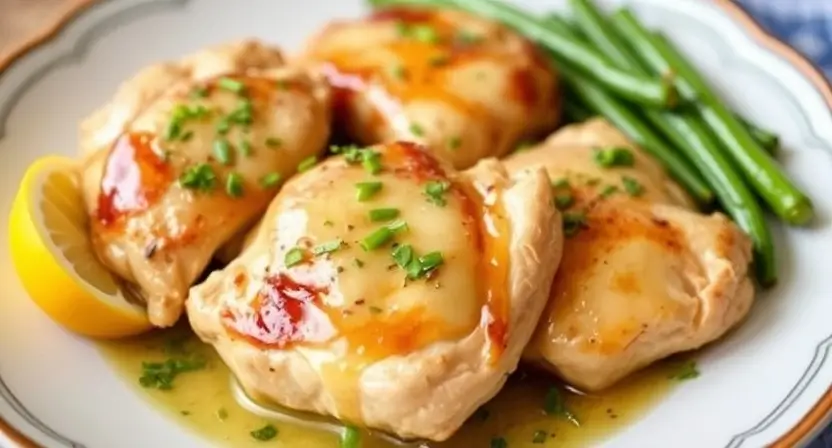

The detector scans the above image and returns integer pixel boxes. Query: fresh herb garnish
[424,180,450,206]
[669,360,700,381]
[543,386,580,426]
[369,208,400,222]
[362,150,383,175]
[218,77,246,94]
[386,219,409,233]
[356,181,383,202]
[179,164,217,191]
[562,211,587,237]
[361,227,394,251]
[225,172,244,198]
[600,185,619,198]
[284,247,305,267]
[340,426,361,448]
[139,356,206,390]
[551,177,570,189]
[392,244,413,268]
[250,424,278,441]
[622,176,644,197]
[456,30,483,45]
[409,123,425,137]
[238,140,252,157]
[298,156,318,173]
[213,139,232,165]
[312,239,342,256]
[594,147,635,168]
[410,24,440,44]
[259,172,282,189]
[490,437,508,448]
[190,85,209,98]
[554,192,574,210]
[265,137,282,148]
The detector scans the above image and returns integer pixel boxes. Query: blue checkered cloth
[735,2,832,447]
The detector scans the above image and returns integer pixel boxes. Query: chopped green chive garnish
[238,140,252,157]
[406,258,423,279]
[669,360,700,381]
[532,430,547,444]
[356,181,382,201]
[552,177,570,189]
[563,211,587,237]
[228,100,254,125]
[622,176,644,197]
[448,136,462,150]
[392,244,413,268]
[369,208,400,222]
[165,120,183,141]
[411,24,440,44]
[362,150,382,175]
[360,227,394,251]
[298,156,317,173]
[284,247,304,267]
[250,424,278,441]
[259,172,282,189]
[218,77,245,94]
[419,251,444,272]
[265,137,282,148]
[225,172,244,198]
[180,130,194,142]
[410,123,425,137]
[543,386,580,426]
[424,180,450,206]
[394,20,409,36]
[179,164,216,191]
[190,86,209,98]
[340,426,361,448]
[554,192,574,210]
[312,239,342,256]
[213,139,232,165]
[600,185,619,198]
[215,117,230,135]
[490,437,508,448]
[386,219,408,233]
[594,147,635,168]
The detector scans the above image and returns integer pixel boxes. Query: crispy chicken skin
[186,142,563,441]
[302,7,561,169]
[506,119,755,391]
[80,40,333,327]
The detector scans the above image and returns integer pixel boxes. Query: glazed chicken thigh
[303,7,561,169]
[506,119,755,391]
[80,40,332,327]
[186,142,563,441]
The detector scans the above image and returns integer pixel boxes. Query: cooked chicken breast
[80,40,332,327]
[187,141,563,441]
[506,119,755,392]
[303,7,561,169]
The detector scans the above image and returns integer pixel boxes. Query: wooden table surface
[0,0,91,71]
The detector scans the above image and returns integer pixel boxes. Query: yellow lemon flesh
[9,156,152,338]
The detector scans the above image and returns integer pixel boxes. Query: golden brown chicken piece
[506,119,755,391]
[80,40,332,327]
[187,141,563,441]
[302,7,561,169]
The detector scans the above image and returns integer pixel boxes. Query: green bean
[610,9,813,226]
[557,62,714,204]
[563,94,595,122]
[368,0,678,108]
[737,115,780,155]
[564,0,775,283]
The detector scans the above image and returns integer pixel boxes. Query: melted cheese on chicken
[187,142,563,440]
[506,119,754,391]
[303,7,561,169]
[80,40,332,327]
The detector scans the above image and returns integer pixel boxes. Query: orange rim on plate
[0,0,830,447]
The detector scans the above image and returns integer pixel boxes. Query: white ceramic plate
[1,0,832,447]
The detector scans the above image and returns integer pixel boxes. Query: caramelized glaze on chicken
[80,40,332,327]
[186,141,563,441]
[303,7,561,168]
[506,119,755,391]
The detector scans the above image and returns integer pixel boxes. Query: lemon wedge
[9,156,152,338]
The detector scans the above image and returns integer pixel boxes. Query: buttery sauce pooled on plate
[98,326,684,447]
